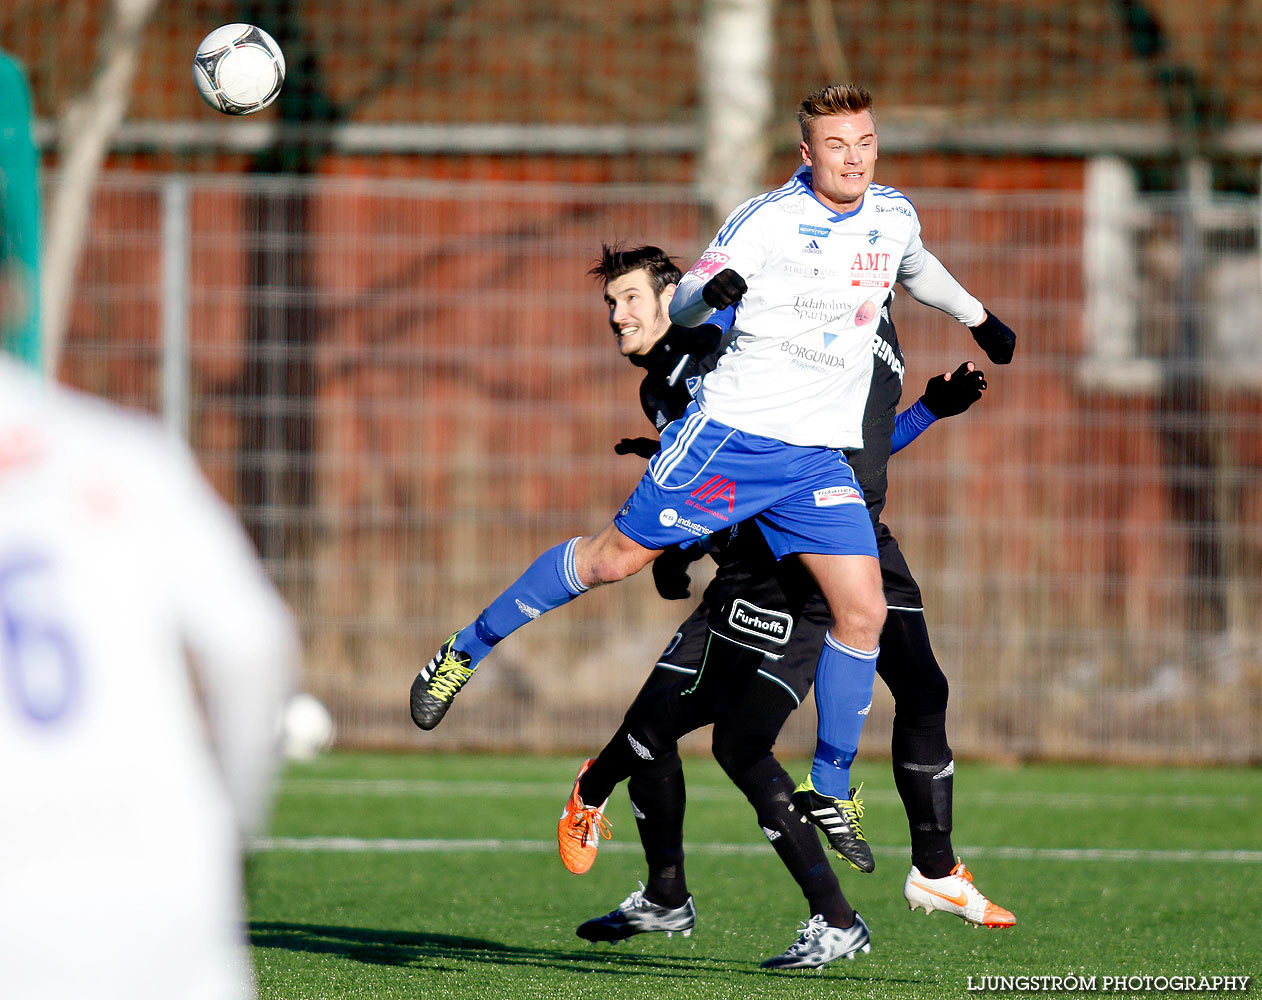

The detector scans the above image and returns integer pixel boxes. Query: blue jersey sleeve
[890,398,938,455]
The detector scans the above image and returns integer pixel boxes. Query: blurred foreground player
[0,353,299,1000]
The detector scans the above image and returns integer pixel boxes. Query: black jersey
[629,323,725,431]
[844,300,904,527]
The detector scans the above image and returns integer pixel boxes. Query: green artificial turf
[248,752,1262,999]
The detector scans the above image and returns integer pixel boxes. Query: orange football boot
[558,757,612,874]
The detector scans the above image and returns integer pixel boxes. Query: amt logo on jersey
[850,250,892,288]
[851,251,890,271]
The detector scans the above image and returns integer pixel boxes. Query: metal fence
[57,172,1262,763]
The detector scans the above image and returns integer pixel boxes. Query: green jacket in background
[0,49,42,369]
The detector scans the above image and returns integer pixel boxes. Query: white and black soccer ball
[193,23,285,115]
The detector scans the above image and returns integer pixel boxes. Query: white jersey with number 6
[0,357,298,1000]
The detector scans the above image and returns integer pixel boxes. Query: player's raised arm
[669,190,777,328]
[671,260,747,327]
[896,236,985,326]
[897,236,1017,364]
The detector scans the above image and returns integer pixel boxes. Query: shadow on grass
[250,920,727,978]
[248,920,892,982]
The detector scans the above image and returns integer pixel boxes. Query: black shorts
[648,516,924,718]
[702,519,923,640]
[653,587,820,710]
[624,597,807,760]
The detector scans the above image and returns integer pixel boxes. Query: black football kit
[578,303,961,925]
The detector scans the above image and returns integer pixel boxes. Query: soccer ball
[280,693,335,761]
[193,24,285,115]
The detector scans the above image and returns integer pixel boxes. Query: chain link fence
[53,172,1262,762]
[8,0,1261,760]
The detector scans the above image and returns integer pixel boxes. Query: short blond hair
[798,84,875,142]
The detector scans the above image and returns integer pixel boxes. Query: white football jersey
[0,357,297,1000]
[672,167,985,448]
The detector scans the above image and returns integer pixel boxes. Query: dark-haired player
[555,244,1011,969]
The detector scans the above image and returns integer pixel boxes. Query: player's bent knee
[881,611,949,712]
[868,597,890,633]
[834,597,887,650]
[908,672,949,716]
[890,683,949,719]
[575,528,657,585]
[711,734,772,779]
[631,747,682,780]
[860,591,890,642]
[613,547,656,580]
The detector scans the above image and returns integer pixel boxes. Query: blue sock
[810,633,879,799]
[453,537,588,668]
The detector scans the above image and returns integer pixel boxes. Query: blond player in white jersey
[665,81,1014,813]
[0,354,298,1000]
[670,93,1010,446]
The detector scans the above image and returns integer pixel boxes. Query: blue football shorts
[614,401,877,559]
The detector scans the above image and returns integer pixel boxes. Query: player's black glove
[614,436,660,459]
[921,362,987,418]
[968,311,1016,365]
[701,268,747,310]
[651,545,701,600]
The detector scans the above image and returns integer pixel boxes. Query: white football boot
[903,860,1016,928]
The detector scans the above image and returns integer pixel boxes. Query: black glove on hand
[921,362,987,418]
[701,268,747,310]
[969,311,1016,365]
[614,437,660,459]
[652,546,698,600]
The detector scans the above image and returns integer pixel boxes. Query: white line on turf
[250,836,1262,864]
[280,778,1255,810]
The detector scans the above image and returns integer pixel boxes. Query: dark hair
[588,243,682,295]
[798,83,875,142]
